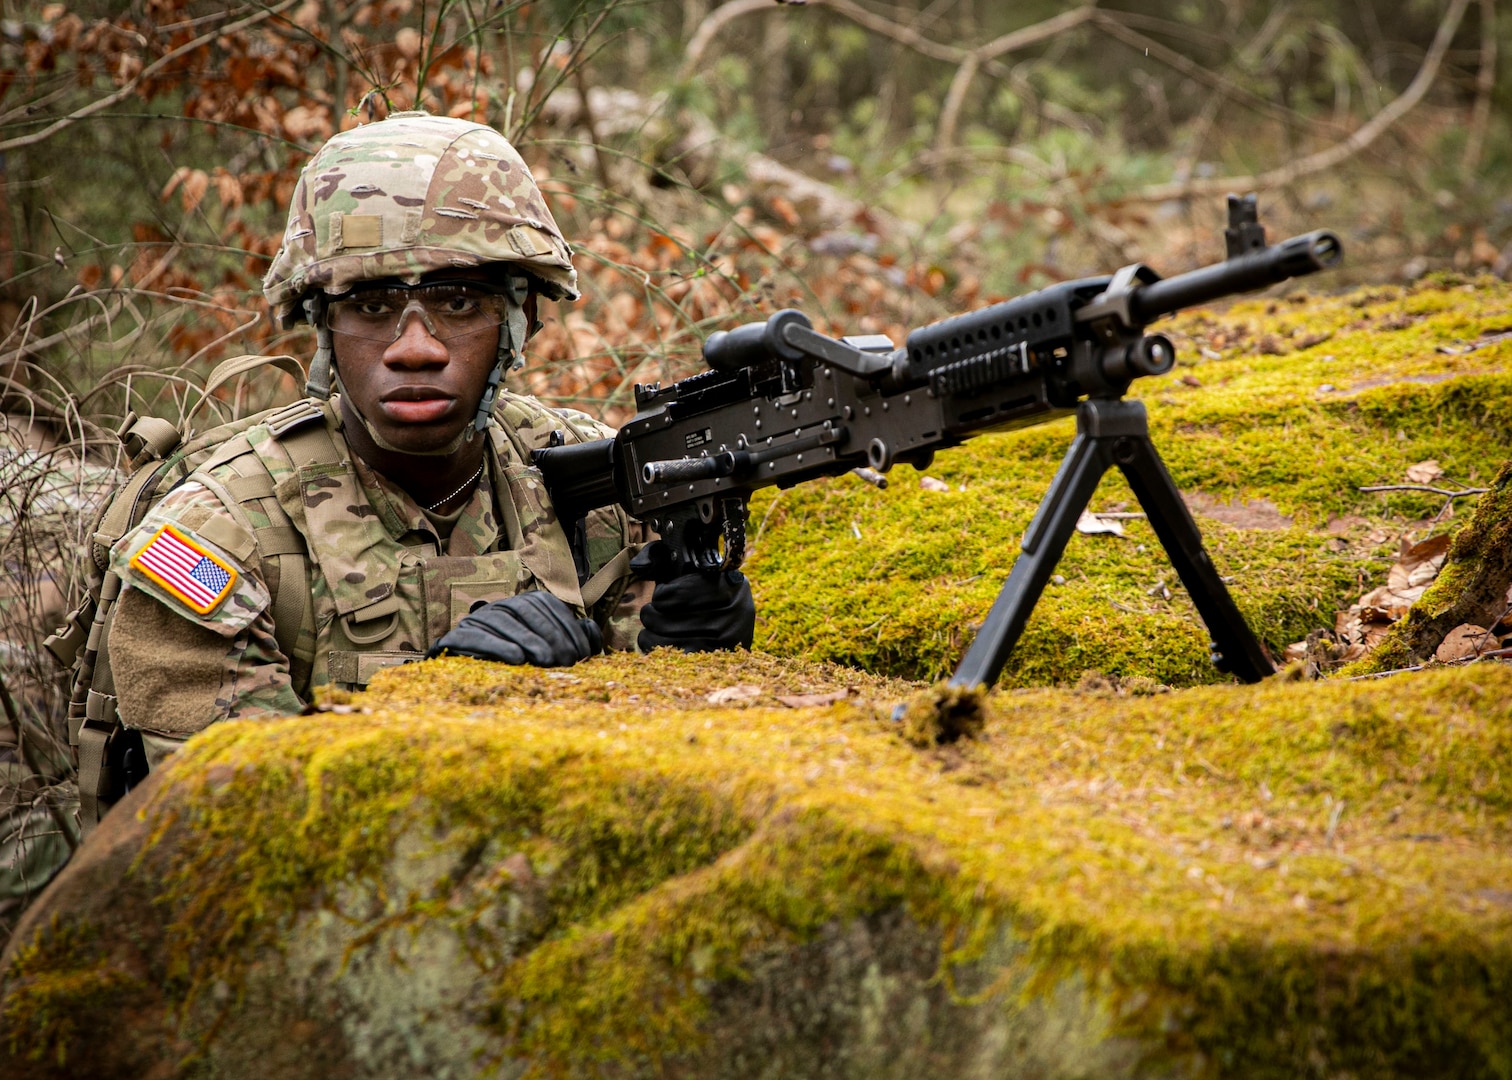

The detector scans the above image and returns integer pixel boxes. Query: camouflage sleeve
[109,481,303,738]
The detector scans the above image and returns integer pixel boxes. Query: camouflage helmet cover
[263,111,579,322]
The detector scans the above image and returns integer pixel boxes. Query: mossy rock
[747,275,1512,684]
[4,651,1510,1078]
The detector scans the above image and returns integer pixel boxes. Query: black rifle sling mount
[950,398,1276,690]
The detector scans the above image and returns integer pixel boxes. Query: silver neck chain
[424,462,484,511]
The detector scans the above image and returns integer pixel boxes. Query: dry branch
[0,1,300,153]
[1089,10,1350,136]
[529,81,908,239]
[1124,0,1474,203]
[935,4,1101,161]
[1,247,185,368]
[681,0,967,78]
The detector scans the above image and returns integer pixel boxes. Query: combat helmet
[262,112,578,449]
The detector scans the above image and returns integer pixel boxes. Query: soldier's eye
[347,295,399,317]
[436,294,480,316]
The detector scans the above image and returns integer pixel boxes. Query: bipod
[949,397,1276,690]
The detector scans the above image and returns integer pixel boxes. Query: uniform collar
[349,443,502,556]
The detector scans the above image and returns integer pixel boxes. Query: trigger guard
[719,497,747,573]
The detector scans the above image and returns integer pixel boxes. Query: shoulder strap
[185,354,306,436]
[198,405,341,691]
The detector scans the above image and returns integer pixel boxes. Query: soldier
[96,111,754,787]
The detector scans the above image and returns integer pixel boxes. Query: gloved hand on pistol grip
[427,590,602,667]
[631,541,756,653]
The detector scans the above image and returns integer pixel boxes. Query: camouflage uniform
[105,111,646,758]
[108,393,649,751]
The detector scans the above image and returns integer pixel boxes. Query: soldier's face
[331,274,537,456]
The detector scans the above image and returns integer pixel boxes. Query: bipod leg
[949,414,1113,690]
[1107,401,1276,683]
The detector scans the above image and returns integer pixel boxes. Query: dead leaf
[1075,511,1124,536]
[283,104,332,142]
[1405,459,1445,484]
[1388,533,1452,594]
[776,689,854,708]
[395,27,422,60]
[1434,624,1496,663]
[705,685,764,706]
[1333,531,1456,648]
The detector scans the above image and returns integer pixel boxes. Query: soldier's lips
[378,390,457,423]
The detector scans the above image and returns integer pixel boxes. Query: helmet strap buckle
[304,296,335,401]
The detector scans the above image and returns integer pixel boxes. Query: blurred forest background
[0,0,1509,917]
[3,0,1509,669]
[3,0,1509,425]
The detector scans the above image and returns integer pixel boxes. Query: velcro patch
[338,213,384,250]
[129,524,238,615]
[507,224,552,258]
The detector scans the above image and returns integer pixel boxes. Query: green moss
[2,916,142,1065]
[9,652,1507,1075]
[748,278,1512,684]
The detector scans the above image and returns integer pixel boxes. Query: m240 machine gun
[535,196,1343,688]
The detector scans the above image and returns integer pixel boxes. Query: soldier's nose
[383,313,449,366]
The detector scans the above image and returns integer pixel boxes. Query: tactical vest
[46,354,636,833]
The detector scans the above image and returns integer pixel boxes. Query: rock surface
[4,651,1509,1078]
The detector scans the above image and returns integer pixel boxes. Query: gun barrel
[1134,230,1342,321]
[531,438,618,515]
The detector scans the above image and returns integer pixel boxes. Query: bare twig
[1358,484,1489,498]
[1092,8,1341,137]
[1121,0,1473,202]
[682,0,967,77]
[936,4,1101,160]
[0,247,185,367]
[1347,666,1425,679]
[0,2,301,153]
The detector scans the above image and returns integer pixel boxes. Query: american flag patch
[129,524,238,615]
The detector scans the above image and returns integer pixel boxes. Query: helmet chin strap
[304,296,335,401]
[304,284,530,458]
[468,274,532,440]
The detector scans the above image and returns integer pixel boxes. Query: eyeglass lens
[326,284,508,343]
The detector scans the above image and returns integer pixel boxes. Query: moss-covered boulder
[4,651,1510,1078]
[749,276,1512,684]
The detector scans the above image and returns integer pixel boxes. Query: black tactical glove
[631,541,756,653]
[428,590,602,667]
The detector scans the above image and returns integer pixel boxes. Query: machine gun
[535,196,1343,688]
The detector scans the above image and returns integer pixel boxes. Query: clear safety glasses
[323,281,513,344]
